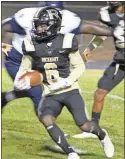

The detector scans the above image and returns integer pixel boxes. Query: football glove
[2,43,12,56]
[48,77,73,92]
[14,77,31,90]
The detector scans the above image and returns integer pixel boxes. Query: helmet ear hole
[32,7,62,41]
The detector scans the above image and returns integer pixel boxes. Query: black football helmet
[32,7,62,41]
[107,1,124,10]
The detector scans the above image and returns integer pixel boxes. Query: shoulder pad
[62,33,75,48]
[14,8,38,29]
[60,10,81,34]
[100,6,110,11]
[99,6,111,22]
[23,36,35,52]
[14,8,27,23]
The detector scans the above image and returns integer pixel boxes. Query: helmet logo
[47,9,60,20]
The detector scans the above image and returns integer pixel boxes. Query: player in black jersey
[74,2,124,140]
[85,2,125,126]
[14,7,114,159]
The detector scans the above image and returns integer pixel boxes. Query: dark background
[2,1,107,20]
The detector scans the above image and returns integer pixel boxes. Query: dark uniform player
[87,2,125,125]
[14,7,114,159]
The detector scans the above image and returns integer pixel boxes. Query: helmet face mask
[32,7,62,41]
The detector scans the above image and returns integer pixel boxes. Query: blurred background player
[14,7,114,159]
[91,1,125,127]
[73,1,125,139]
[2,1,113,140]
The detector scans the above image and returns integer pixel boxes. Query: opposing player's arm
[86,35,107,52]
[2,9,27,42]
[79,20,113,36]
[2,17,26,39]
[80,35,107,62]
[81,7,112,58]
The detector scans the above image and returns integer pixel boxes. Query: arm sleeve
[15,37,34,79]
[15,55,32,79]
[86,35,107,52]
[68,50,86,83]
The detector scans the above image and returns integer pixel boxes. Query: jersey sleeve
[68,50,85,83]
[60,10,81,34]
[16,36,34,78]
[14,8,29,29]
[15,54,32,79]
[67,35,85,83]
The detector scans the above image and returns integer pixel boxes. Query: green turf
[2,68,124,159]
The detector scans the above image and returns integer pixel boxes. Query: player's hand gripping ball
[20,70,43,86]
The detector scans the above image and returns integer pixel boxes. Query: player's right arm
[13,36,34,90]
[15,36,34,79]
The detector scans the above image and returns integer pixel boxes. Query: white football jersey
[12,7,81,54]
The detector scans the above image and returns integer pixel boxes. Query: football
[20,70,43,86]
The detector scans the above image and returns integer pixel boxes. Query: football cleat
[68,152,80,159]
[72,132,97,139]
[100,129,115,158]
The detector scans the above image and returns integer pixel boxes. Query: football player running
[89,1,125,125]
[2,1,112,112]
[1,1,114,154]
[14,7,114,159]
[73,1,125,139]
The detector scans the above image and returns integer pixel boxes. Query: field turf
[2,68,124,159]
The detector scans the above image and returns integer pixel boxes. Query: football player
[2,2,112,110]
[90,1,125,125]
[14,7,114,159]
[73,1,125,138]
[1,1,113,145]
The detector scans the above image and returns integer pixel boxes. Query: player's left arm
[68,50,86,83]
[64,35,85,84]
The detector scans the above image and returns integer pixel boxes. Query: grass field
[2,68,124,159]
